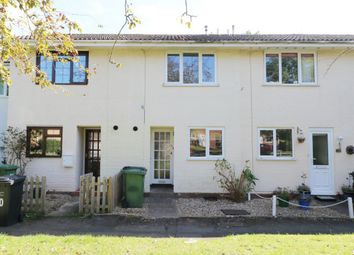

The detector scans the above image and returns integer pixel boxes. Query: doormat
[315,195,337,201]
[221,209,250,216]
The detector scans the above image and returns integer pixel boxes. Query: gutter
[22,39,354,49]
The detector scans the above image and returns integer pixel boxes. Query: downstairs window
[27,127,62,158]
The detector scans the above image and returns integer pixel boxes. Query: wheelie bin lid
[0,175,26,185]
[0,164,18,170]
[121,166,147,175]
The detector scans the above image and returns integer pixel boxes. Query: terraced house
[3,34,354,195]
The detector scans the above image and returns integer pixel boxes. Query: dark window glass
[39,56,53,83]
[209,130,222,156]
[73,55,88,83]
[27,127,62,157]
[202,54,215,82]
[38,52,88,85]
[266,54,279,82]
[282,53,298,84]
[167,54,180,82]
[55,56,71,84]
[259,130,274,156]
[276,129,293,157]
[190,129,206,157]
[301,54,315,83]
[183,53,199,84]
[313,134,329,165]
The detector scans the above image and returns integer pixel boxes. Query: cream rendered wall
[249,49,354,193]
[7,45,354,194]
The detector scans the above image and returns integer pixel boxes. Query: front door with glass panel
[309,129,335,195]
[85,129,101,177]
[151,129,174,184]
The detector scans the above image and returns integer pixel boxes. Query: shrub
[0,126,30,175]
[214,159,257,202]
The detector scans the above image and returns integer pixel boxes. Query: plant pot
[278,197,289,207]
[299,198,311,210]
[298,191,311,210]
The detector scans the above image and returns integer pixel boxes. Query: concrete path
[1,216,353,237]
[146,197,178,218]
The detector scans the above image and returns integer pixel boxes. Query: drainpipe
[249,50,255,172]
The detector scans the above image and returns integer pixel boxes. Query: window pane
[73,55,87,83]
[29,129,44,156]
[0,79,5,96]
[209,130,222,156]
[190,129,206,157]
[202,54,215,83]
[265,54,279,83]
[167,54,180,82]
[282,53,298,84]
[276,129,293,157]
[259,130,274,156]
[183,53,199,84]
[40,56,53,82]
[47,128,61,136]
[301,54,315,83]
[55,56,71,84]
[45,137,62,156]
[313,134,329,165]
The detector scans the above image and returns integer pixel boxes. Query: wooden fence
[79,173,113,214]
[22,176,47,213]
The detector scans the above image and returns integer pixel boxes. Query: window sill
[187,156,224,161]
[0,96,8,98]
[263,83,319,87]
[163,83,220,87]
[257,157,296,161]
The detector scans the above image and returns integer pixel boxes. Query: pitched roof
[19,34,354,43]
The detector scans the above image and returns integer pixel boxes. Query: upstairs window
[167,53,216,85]
[189,128,224,159]
[37,52,89,85]
[258,128,294,159]
[27,127,62,158]
[265,53,316,84]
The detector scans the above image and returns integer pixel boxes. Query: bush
[214,159,257,202]
[0,126,30,175]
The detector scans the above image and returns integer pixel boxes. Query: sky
[54,0,354,35]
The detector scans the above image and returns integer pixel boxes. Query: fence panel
[22,176,46,213]
[79,174,113,214]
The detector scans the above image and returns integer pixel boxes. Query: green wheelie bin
[122,166,147,208]
[0,175,26,226]
[0,165,18,176]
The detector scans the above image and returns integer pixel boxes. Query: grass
[0,234,353,255]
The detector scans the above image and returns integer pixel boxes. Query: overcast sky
[55,0,354,34]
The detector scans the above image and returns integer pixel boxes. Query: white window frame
[264,52,317,86]
[257,128,295,160]
[188,127,224,160]
[165,52,218,86]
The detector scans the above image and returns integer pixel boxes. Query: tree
[0,0,194,87]
[0,0,81,87]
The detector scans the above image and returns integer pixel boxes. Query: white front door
[309,128,335,195]
[151,129,174,184]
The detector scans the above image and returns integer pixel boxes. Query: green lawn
[0,234,353,255]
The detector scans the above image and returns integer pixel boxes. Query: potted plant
[274,187,290,207]
[341,171,354,199]
[297,173,311,209]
